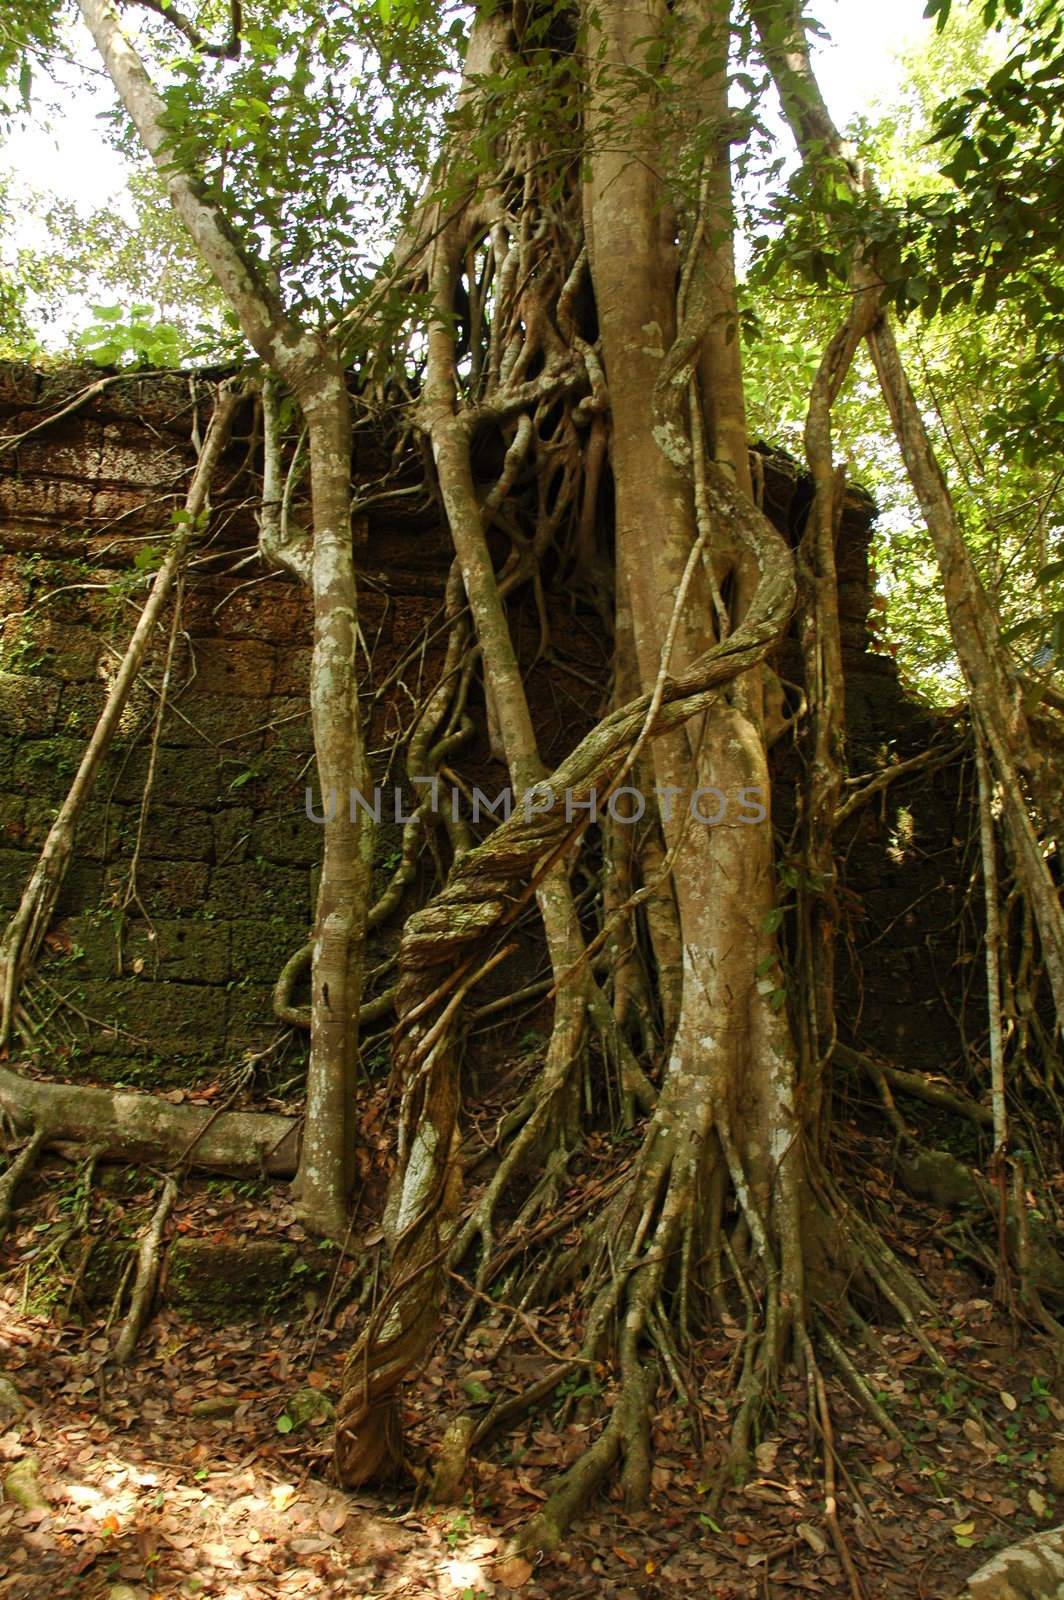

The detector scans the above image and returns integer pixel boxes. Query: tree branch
[130,0,242,60]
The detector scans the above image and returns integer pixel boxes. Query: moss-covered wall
[0,363,452,1085]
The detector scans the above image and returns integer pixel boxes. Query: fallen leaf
[495,1555,533,1588]
[317,1502,348,1536]
[1000,1392,1018,1412]
[1029,1489,1048,1518]
[797,1523,827,1556]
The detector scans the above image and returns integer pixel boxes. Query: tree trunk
[73,0,374,1230]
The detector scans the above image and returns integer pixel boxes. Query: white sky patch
[6,25,132,229]
[812,0,932,128]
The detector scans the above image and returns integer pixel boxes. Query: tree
[2,0,1062,1549]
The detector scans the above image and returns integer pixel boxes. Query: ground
[0,1125,1061,1600]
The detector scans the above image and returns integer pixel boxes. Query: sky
[2,0,935,334]
[814,0,934,120]
[10,0,935,202]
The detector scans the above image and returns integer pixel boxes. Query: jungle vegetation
[0,0,1062,1556]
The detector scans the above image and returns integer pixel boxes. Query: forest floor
[0,1122,1061,1600]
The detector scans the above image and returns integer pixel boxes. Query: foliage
[740,0,1064,697]
[0,0,57,130]
[23,169,234,361]
[0,171,36,359]
[136,0,463,324]
[73,302,186,367]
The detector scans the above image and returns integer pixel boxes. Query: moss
[81,1238,136,1312]
[166,1238,310,1324]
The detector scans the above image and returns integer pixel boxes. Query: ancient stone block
[53,861,103,916]
[0,476,95,524]
[167,1239,311,1323]
[98,422,185,487]
[225,985,276,1046]
[103,857,210,913]
[183,578,308,644]
[159,693,268,751]
[257,696,309,751]
[208,861,310,921]
[0,847,33,910]
[212,806,253,867]
[0,792,26,846]
[190,637,277,698]
[272,646,311,696]
[30,620,101,680]
[231,919,306,984]
[121,918,231,984]
[22,797,124,861]
[57,679,153,738]
[73,978,227,1056]
[116,806,214,862]
[0,671,60,736]
[249,808,321,868]
[110,747,221,807]
[13,737,88,798]
[54,914,119,978]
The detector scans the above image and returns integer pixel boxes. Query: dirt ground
[0,1130,1061,1600]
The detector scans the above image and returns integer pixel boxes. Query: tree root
[801,1330,867,1600]
[0,1128,46,1235]
[835,1044,993,1128]
[0,1065,299,1176]
[817,1321,905,1445]
[519,1403,624,1556]
[114,1174,178,1363]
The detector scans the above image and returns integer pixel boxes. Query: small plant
[76,303,186,368]
[444,1512,471,1550]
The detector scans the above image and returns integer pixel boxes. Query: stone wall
[0,359,947,1088]
[0,364,454,1084]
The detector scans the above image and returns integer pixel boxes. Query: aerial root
[429,1415,477,1503]
[799,1327,867,1600]
[518,1400,625,1557]
[0,1128,46,1235]
[450,990,589,1277]
[817,1321,905,1444]
[114,1174,179,1364]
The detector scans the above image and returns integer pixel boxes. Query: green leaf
[275,1412,294,1434]
[923,0,952,30]
[1002,616,1050,644]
